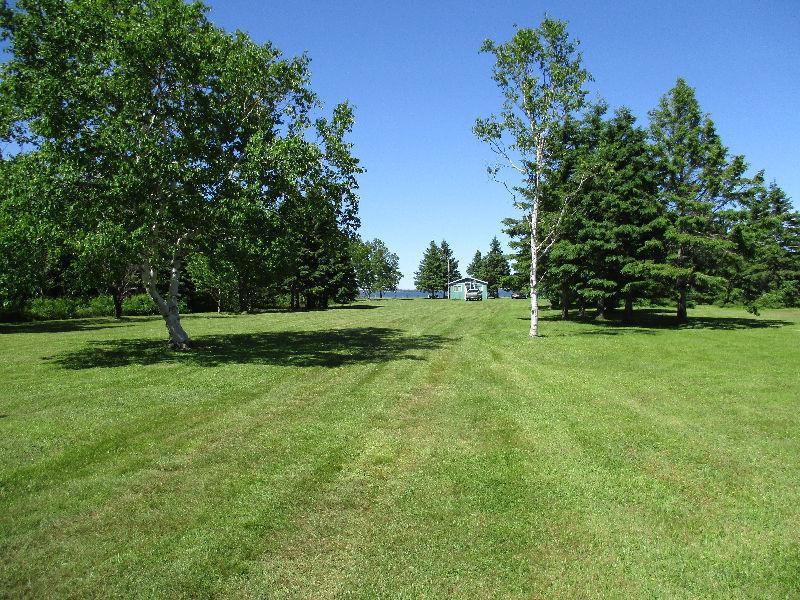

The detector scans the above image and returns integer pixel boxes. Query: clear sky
[206,0,800,288]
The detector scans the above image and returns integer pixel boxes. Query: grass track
[1,300,799,598]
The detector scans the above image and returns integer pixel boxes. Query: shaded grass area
[1,301,799,599]
[49,327,453,369]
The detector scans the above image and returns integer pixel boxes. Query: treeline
[500,81,799,321]
[475,19,799,335]
[413,240,460,297]
[0,0,402,344]
[467,237,511,297]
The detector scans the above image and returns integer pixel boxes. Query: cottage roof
[448,277,488,286]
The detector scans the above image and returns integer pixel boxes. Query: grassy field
[1,299,799,599]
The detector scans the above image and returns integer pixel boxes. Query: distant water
[363,289,513,299]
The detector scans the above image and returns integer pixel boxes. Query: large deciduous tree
[0,0,360,346]
[475,18,592,336]
[370,239,402,299]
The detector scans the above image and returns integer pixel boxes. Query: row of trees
[498,81,799,324]
[0,0,372,345]
[466,236,511,297]
[475,18,799,335]
[413,240,460,296]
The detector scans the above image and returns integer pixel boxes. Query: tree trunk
[111,287,124,319]
[561,281,569,319]
[595,298,609,321]
[677,282,688,324]
[142,253,190,350]
[529,204,539,337]
[623,292,634,324]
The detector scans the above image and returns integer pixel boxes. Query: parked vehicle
[511,291,527,299]
[466,288,483,301]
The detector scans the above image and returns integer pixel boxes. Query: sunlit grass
[1,300,798,598]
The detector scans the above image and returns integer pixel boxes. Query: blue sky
[207,0,799,288]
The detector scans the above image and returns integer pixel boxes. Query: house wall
[449,283,465,300]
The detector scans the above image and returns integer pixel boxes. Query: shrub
[75,295,115,318]
[123,293,188,316]
[123,293,160,316]
[28,297,82,320]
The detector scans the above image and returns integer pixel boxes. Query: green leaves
[475,18,592,165]
[1,0,363,319]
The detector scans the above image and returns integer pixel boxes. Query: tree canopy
[0,0,361,342]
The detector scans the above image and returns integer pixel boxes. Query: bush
[123,293,160,316]
[123,293,188,316]
[75,295,115,318]
[759,281,800,309]
[28,297,82,320]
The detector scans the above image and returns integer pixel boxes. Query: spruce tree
[438,241,460,295]
[467,250,485,280]
[482,237,511,297]
[414,241,442,296]
[649,78,752,323]
[575,107,666,321]
[730,182,800,310]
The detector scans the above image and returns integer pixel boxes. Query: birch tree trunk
[529,200,539,338]
[142,252,190,349]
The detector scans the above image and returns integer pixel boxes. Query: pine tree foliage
[414,241,442,296]
[649,78,755,322]
[729,183,800,311]
[467,251,485,280]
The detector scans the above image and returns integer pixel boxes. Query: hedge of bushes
[25,294,188,321]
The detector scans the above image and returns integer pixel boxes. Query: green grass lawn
[1,300,799,599]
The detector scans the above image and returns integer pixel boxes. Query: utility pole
[447,257,450,299]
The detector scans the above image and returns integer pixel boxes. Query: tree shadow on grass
[330,304,383,310]
[519,308,793,336]
[0,318,155,335]
[49,327,454,370]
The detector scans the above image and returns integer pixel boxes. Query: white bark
[530,207,539,338]
[141,246,190,349]
[529,147,543,338]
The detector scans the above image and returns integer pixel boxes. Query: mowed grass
[1,300,799,599]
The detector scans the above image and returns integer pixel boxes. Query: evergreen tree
[501,216,531,294]
[571,107,666,321]
[649,78,753,323]
[482,237,511,297]
[730,182,800,310]
[467,250,485,280]
[414,241,442,296]
[438,241,460,295]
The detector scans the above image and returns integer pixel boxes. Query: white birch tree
[474,18,591,336]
